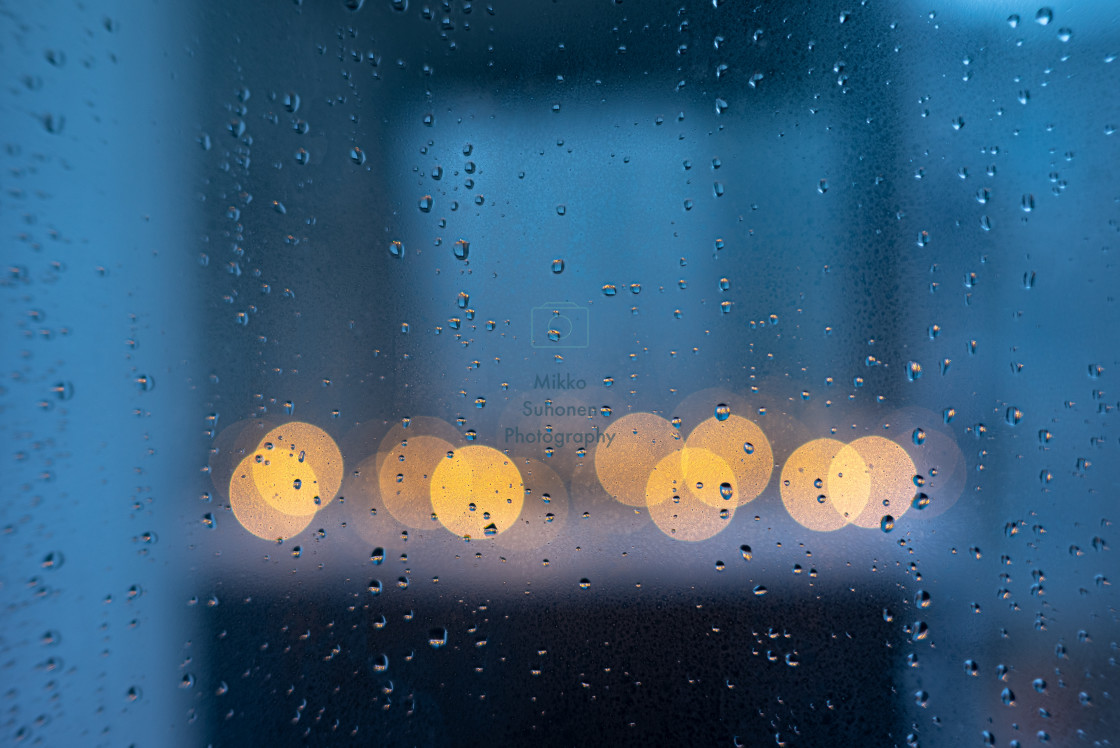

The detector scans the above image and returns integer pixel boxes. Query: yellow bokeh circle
[830,436,916,529]
[646,448,737,541]
[379,434,455,529]
[256,422,343,512]
[780,438,853,532]
[685,414,773,506]
[595,413,682,506]
[230,455,315,541]
[430,445,524,539]
[251,442,325,517]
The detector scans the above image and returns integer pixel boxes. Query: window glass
[4,1,1117,745]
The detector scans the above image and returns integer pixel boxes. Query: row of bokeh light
[211,401,967,545]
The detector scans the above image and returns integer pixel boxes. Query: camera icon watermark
[530,302,589,348]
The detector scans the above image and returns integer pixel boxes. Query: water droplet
[1005,406,1023,426]
[714,403,731,421]
[907,361,922,381]
[428,627,447,648]
[818,179,829,194]
[740,544,752,561]
[556,204,567,216]
[1035,7,1053,26]
[368,579,382,596]
[350,147,365,165]
[714,560,726,572]
[719,483,733,500]
[389,241,404,259]
[371,547,384,565]
[551,259,564,274]
[743,442,755,455]
[1008,14,1020,28]
[1001,687,1016,706]
[419,195,433,213]
[881,515,895,532]
[912,428,926,445]
[602,284,617,297]
[1057,27,1072,42]
[453,239,470,260]
[578,578,591,589]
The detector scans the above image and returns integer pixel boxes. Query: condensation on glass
[2,1,1117,746]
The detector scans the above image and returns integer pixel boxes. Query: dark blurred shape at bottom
[203,583,904,747]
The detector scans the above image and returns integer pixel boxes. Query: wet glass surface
[3,1,1118,745]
